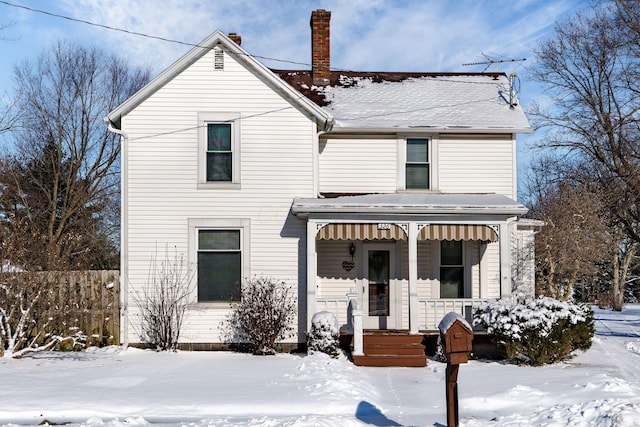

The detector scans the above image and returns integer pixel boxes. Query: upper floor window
[198,113,240,188]
[206,123,232,181]
[405,138,430,189]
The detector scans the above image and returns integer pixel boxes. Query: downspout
[106,118,130,349]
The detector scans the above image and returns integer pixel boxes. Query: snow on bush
[474,297,594,365]
[307,311,339,358]
[223,276,296,355]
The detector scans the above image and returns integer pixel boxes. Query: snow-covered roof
[274,71,531,133]
[291,193,528,216]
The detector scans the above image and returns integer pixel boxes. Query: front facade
[107,10,534,349]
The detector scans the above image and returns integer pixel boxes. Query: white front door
[363,243,397,329]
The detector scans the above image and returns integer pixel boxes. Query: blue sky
[0,0,595,195]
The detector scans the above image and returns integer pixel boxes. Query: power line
[0,0,312,68]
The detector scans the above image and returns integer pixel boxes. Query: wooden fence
[57,270,121,345]
[1,270,120,346]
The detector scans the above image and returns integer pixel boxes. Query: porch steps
[352,333,427,367]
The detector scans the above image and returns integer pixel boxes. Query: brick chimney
[228,33,241,45]
[310,9,331,86]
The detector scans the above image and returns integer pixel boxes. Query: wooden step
[362,344,425,356]
[352,333,427,367]
[353,354,427,367]
[363,334,424,346]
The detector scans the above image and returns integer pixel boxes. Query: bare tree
[529,178,609,300]
[0,41,149,270]
[529,2,640,310]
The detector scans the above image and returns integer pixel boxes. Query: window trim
[198,112,241,189]
[188,218,251,306]
[398,135,437,191]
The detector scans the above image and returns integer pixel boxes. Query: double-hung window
[197,229,242,302]
[198,113,240,188]
[440,240,464,298]
[405,138,430,189]
[206,123,232,181]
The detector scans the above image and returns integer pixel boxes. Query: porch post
[408,222,419,334]
[306,220,318,332]
[499,222,512,300]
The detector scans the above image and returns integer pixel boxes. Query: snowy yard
[1,306,639,427]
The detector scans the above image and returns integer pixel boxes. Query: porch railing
[418,298,490,331]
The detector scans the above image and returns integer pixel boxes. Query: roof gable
[106,31,332,130]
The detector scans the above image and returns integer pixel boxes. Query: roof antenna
[462,53,526,72]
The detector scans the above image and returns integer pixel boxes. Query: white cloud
[2,0,584,89]
[49,0,580,73]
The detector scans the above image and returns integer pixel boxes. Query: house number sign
[377,223,391,230]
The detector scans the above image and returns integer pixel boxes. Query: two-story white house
[106,10,535,366]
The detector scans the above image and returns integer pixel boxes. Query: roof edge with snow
[291,193,528,217]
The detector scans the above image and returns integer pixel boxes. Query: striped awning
[418,224,498,242]
[317,223,407,240]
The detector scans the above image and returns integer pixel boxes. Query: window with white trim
[206,123,232,181]
[197,229,242,302]
[440,240,463,298]
[198,113,240,188]
[405,138,430,189]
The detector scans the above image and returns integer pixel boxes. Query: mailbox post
[438,312,473,427]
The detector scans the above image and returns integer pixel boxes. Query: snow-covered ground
[1,306,639,427]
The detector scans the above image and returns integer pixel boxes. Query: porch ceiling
[291,193,528,216]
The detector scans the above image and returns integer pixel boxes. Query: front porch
[338,295,487,367]
[292,193,532,366]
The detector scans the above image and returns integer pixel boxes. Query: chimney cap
[228,32,242,45]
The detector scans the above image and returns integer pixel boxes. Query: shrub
[133,246,193,351]
[307,311,339,358]
[225,277,296,355]
[474,297,594,365]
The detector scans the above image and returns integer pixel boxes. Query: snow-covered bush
[307,311,339,358]
[474,297,594,365]
[225,277,296,355]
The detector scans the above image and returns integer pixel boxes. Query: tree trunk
[612,246,635,311]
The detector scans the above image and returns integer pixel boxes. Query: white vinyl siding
[438,134,515,198]
[316,240,357,298]
[122,47,314,344]
[319,136,397,193]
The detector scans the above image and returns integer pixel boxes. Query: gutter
[324,126,533,135]
[291,204,528,217]
[106,118,130,350]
